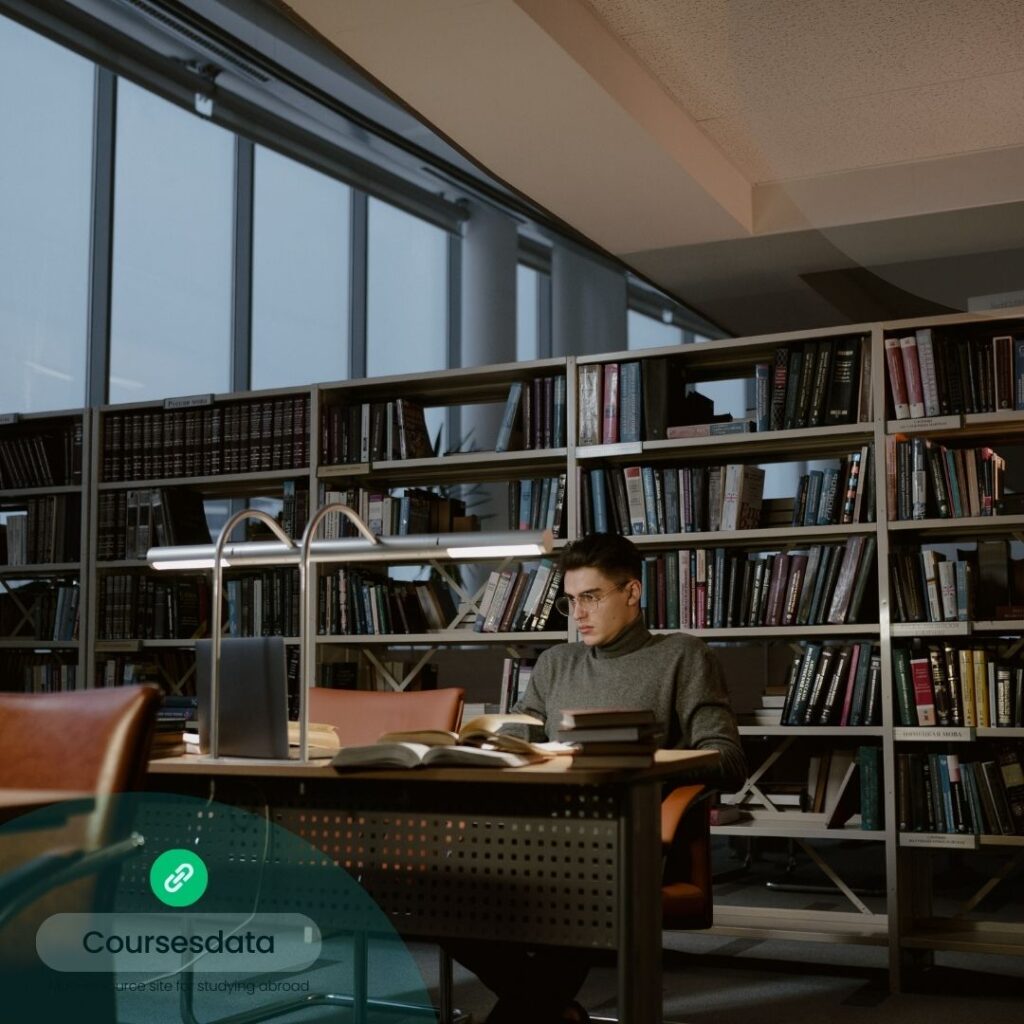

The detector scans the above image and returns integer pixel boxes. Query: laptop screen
[195,636,289,759]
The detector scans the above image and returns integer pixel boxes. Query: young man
[515,532,746,792]
[454,533,746,1023]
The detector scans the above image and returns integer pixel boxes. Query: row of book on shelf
[577,448,874,540]
[0,652,77,692]
[760,335,872,432]
[0,422,83,489]
[885,327,1024,420]
[98,574,206,641]
[889,547,976,623]
[724,745,882,831]
[887,435,1005,521]
[494,375,568,452]
[743,641,882,728]
[316,569,461,636]
[0,495,81,565]
[897,746,1024,836]
[317,485,472,538]
[636,538,876,631]
[508,475,568,534]
[576,339,870,449]
[102,396,310,482]
[474,560,566,634]
[892,645,1024,728]
[96,488,210,561]
[0,581,80,642]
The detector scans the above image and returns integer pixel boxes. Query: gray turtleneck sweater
[513,616,747,791]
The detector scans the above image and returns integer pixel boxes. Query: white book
[720,464,743,531]
[920,550,943,622]
[914,328,941,417]
[474,570,501,631]
[937,560,958,621]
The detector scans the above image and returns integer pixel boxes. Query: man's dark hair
[558,532,642,583]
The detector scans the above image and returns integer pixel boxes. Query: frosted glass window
[628,309,684,350]
[0,16,92,413]
[251,147,350,388]
[109,80,234,404]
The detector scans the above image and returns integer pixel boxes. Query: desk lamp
[148,504,553,760]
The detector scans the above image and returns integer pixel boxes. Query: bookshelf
[88,386,313,695]
[312,359,572,692]
[11,307,1024,988]
[0,408,88,693]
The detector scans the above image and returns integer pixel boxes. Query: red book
[909,655,937,725]
[899,335,925,418]
[884,336,910,419]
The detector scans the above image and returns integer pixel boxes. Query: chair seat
[662,881,712,930]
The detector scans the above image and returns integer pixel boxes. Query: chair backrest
[308,687,465,746]
[0,685,162,792]
[660,784,714,930]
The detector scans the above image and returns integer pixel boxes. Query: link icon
[150,850,208,907]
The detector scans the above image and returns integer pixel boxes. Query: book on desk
[332,713,573,770]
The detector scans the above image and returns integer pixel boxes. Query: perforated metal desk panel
[147,750,717,1022]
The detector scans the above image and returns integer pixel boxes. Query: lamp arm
[210,508,297,758]
[296,503,379,761]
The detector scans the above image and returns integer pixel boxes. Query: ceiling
[278,0,1024,335]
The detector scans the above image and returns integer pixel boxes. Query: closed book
[769,347,788,430]
[495,382,523,452]
[825,338,860,424]
[560,707,658,729]
[899,335,926,418]
[807,342,833,427]
[601,363,620,444]
[619,362,642,442]
[909,654,936,725]
[884,335,910,419]
[577,364,602,446]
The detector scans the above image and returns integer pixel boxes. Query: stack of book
[151,695,198,759]
[557,708,660,768]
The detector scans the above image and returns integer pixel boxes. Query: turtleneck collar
[591,614,651,659]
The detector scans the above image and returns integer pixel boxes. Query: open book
[332,713,573,770]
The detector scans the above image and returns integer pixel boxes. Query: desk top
[0,788,93,824]
[148,748,719,786]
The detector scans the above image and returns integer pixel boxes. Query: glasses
[555,583,627,617]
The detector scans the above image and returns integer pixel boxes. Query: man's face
[562,566,641,647]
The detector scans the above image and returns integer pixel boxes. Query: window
[366,199,448,378]
[367,198,450,450]
[517,264,541,362]
[627,309,684,350]
[108,80,234,404]
[0,15,93,413]
[251,146,351,389]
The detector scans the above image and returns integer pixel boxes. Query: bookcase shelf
[629,523,876,550]
[738,725,884,737]
[360,448,569,486]
[888,514,1024,536]
[713,819,885,841]
[0,563,81,576]
[655,624,880,639]
[96,467,302,496]
[12,307,1020,987]
[316,631,569,646]
[0,639,80,650]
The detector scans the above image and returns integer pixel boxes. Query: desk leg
[618,783,662,1023]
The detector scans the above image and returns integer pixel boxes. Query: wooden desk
[148,749,718,1023]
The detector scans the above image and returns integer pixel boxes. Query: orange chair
[0,685,161,1019]
[309,685,465,743]
[661,784,715,930]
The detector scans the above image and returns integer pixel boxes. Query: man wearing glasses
[455,532,745,1023]
[516,531,746,790]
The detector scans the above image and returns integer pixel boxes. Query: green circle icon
[150,849,208,907]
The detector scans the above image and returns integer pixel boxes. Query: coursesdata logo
[149,849,208,907]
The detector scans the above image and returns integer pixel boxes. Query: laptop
[195,636,289,759]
